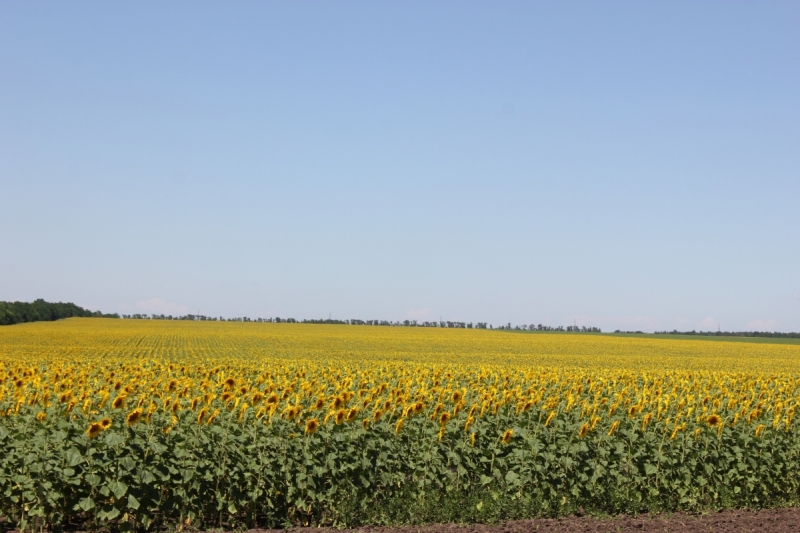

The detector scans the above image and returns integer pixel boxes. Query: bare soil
[251,507,800,533]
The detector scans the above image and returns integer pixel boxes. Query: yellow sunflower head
[36,412,47,422]
[706,414,722,427]
[112,396,125,409]
[305,418,319,434]
[501,428,513,445]
[126,408,143,426]
[100,418,112,429]
[86,422,103,439]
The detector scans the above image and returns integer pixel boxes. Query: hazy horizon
[2,2,799,333]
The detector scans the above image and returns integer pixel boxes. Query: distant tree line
[650,330,800,339]
[122,314,601,332]
[0,299,118,326]
[495,323,602,333]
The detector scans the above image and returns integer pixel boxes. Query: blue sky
[1,1,799,332]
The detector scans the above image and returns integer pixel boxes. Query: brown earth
[251,507,800,533]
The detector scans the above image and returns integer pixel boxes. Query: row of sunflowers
[2,319,800,529]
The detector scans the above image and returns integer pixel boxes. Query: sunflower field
[3,319,800,530]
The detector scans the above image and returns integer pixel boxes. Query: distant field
[3,317,800,372]
[3,318,800,529]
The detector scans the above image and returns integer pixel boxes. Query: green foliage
[0,299,118,326]
[1,403,799,530]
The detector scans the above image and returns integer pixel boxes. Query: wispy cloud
[135,298,189,316]
[695,317,718,331]
[746,319,780,332]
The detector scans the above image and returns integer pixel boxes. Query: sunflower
[238,403,249,423]
[100,418,112,429]
[361,418,370,430]
[266,393,279,405]
[470,432,476,447]
[223,377,236,389]
[305,418,319,434]
[413,401,425,414]
[191,397,200,410]
[335,409,347,424]
[608,420,620,436]
[628,405,639,417]
[112,396,125,409]
[221,392,233,403]
[394,417,404,435]
[373,409,383,422]
[452,390,463,403]
[641,412,654,430]
[754,424,765,438]
[578,423,590,439]
[464,416,474,432]
[206,409,220,425]
[126,408,143,426]
[706,414,722,427]
[439,412,451,426]
[331,396,344,410]
[251,392,265,406]
[86,422,103,439]
[197,407,208,425]
[501,428,513,445]
[545,411,556,427]
[36,411,47,422]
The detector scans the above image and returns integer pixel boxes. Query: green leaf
[127,494,140,510]
[65,448,83,467]
[77,497,95,511]
[108,480,128,499]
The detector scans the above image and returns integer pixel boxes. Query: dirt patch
[250,507,800,533]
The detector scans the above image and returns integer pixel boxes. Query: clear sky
[2,2,799,332]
